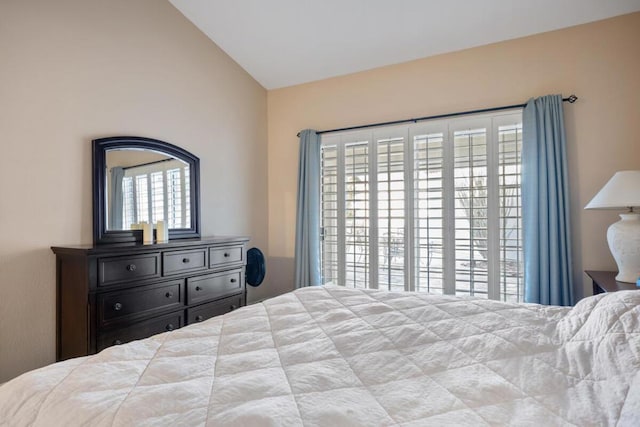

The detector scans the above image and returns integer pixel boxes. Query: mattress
[1,286,639,426]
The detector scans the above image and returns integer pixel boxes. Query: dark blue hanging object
[246,247,266,287]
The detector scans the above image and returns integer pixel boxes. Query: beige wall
[0,0,268,382]
[268,13,640,298]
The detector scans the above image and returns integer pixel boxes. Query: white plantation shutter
[412,129,445,294]
[135,175,150,224]
[452,126,492,298]
[320,111,524,301]
[151,171,165,223]
[344,141,370,289]
[321,144,339,284]
[497,122,523,302]
[167,168,183,228]
[122,176,135,229]
[376,133,407,291]
[184,166,191,228]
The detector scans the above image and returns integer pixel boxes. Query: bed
[1,285,639,426]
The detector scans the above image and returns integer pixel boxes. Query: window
[121,160,191,229]
[320,112,523,302]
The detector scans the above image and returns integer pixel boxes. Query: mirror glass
[93,136,200,244]
[105,149,191,231]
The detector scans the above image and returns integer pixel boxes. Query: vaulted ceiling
[169,0,640,89]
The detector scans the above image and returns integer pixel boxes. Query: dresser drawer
[97,312,183,352]
[98,253,160,286]
[97,280,184,327]
[187,294,243,324]
[163,248,208,275]
[187,269,243,305]
[209,245,243,268]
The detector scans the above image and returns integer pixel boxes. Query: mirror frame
[93,136,201,244]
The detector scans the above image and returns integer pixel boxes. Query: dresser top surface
[52,236,250,256]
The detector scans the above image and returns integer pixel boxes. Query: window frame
[319,110,523,301]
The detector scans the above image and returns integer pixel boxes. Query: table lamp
[585,171,640,283]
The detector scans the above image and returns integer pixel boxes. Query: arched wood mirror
[93,136,201,244]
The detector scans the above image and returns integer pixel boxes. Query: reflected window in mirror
[106,150,191,231]
[121,161,190,230]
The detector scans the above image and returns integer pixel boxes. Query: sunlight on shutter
[498,123,524,302]
[184,165,191,228]
[135,175,149,224]
[122,176,135,229]
[453,128,489,297]
[377,137,405,291]
[321,145,339,284]
[413,132,445,294]
[345,142,370,289]
[151,171,164,224]
[167,168,182,228]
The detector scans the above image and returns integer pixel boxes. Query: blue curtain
[109,167,125,230]
[294,130,322,288]
[522,95,574,305]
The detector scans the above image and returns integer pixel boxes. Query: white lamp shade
[585,170,640,210]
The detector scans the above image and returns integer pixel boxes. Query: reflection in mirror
[93,136,200,244]
[106,149,191,231]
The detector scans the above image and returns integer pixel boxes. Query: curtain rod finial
[567,94,578,103]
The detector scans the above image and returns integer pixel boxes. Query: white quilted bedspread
[1,286,639,426]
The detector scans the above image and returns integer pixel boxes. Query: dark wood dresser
[52,236,248,361]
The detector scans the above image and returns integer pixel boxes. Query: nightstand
[585,270,638,295]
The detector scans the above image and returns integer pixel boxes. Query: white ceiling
[169,0,640,89]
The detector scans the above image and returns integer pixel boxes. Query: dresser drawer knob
[113,339,123,345]
[166,324,175,331]
[195,315,204,322]
[113,302,123,311]
[126,264,137,272]
[230,305,238,311]
[165,291,174,298]
[230,278,237,283]
[182,258,190,263]
[224,252,230,258]
[195,286,202,291]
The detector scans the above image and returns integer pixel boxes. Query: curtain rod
[297,94,578,137]
[122,158,174,171]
